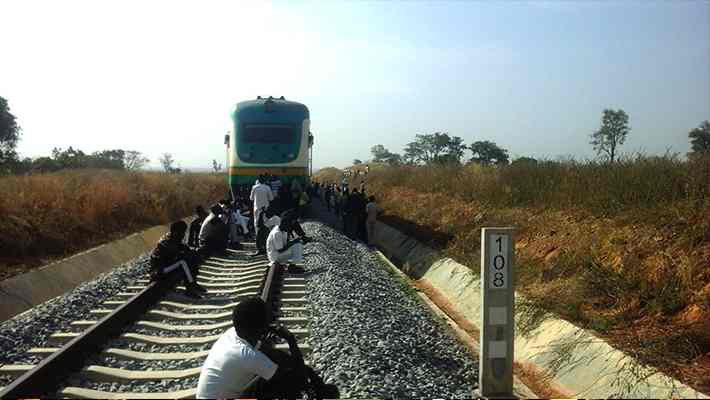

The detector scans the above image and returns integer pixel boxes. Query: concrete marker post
[479,227,515,398]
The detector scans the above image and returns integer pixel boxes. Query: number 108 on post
[489,234,508,289]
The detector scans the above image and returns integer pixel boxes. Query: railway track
[0,242,311,399]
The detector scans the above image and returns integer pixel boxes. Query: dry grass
[0,170,226,279]
[363,153,710,215]
[315,154,710,392]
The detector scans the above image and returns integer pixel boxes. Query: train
[226,96,313,198]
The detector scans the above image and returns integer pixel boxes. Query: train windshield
[242,125,297,144]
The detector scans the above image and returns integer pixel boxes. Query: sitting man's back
[150,220,205,298]
[196,297,337,399]
[199,204,229,256]
[196,326,277,398]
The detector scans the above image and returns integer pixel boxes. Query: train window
[242,125,297,144]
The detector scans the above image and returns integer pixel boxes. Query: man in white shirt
[266,218,303,268]
[196,297,337,399]
[250,175,274,242]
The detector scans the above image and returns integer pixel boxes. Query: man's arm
[271,326,304,367]
[277,238,300,253]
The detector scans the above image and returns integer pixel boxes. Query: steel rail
[0,271,183,398]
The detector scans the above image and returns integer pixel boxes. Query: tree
[469,140,509,165]
[510,156,538,166]
[52,146,88,169]
[352,159,362,165]
[370,144,402,165]
[88,149,125,169]
[160,153,176,173]
[31,156,62,173]
[0,96,21,170]
[403,132,466,165]
[590,109,630,162]
[124,150,150,170]
[435,135,466,165]
[688,120,710,155]
[212,159,222,173]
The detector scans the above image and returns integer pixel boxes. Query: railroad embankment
[0,170,226,281]
[315,155,710,393]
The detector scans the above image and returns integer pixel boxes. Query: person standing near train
[250,175,274,244]
[366,195,383,247]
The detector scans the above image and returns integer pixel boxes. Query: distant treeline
[368,111,710,167]
[9,147,150,174]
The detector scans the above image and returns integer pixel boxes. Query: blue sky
[1,0,708,169]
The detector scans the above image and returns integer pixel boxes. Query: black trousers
[241,347,319,399]
[256,224,269,252]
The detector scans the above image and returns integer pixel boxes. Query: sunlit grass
[0,170,227,260]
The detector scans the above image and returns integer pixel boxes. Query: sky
[1,0,708,170]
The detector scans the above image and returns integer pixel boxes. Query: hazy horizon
[1,0,708,170]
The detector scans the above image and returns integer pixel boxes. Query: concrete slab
[0,224,171,322]
[372,221,708,399]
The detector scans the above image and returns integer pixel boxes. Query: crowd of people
[319,180,382,247]
[145,171,385,398]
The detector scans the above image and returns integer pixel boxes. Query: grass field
[0,170,227,280]
[315,154,710,392]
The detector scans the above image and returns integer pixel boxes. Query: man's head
[169,220,188,240]
[264,205,277,219]
[278,217,291,232]
[210,204,222,216]
[280,208,297,223]
[233,297,269,341]
[368,196,375,202]
[195,205,207,218]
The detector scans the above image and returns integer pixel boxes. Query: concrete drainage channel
[373,221,709,399]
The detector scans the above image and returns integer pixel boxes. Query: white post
[479,227,515,398]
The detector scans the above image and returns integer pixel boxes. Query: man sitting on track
[266,210,311,274]
[198,204,230,257]
[250,205,280,257]
[196,297,338,399]
[150,221,206,299]
[188,205,208,249]
[219,199,244,250]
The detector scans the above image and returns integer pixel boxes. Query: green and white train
[225,96,312,197]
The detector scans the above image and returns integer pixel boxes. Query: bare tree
[212,159,222,173]
[124,150,150,170]
[160,153,176,173]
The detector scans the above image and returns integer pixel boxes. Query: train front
[227,97,311,198]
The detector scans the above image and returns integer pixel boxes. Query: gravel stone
[0,255,152,368]
[301,218,478,399]
[2,206,479,397]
